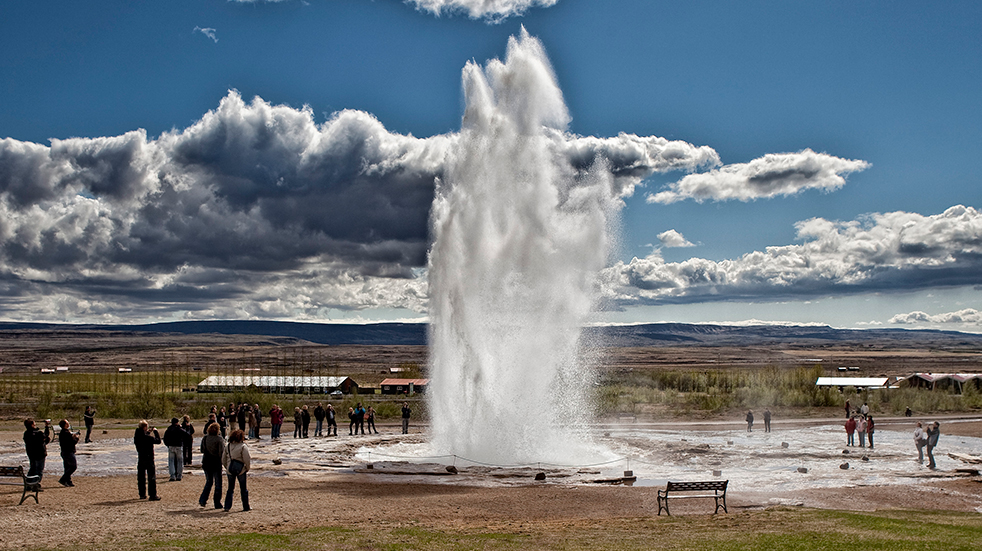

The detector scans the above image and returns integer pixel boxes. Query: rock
[534,472,546,481]
[861,455,869,462]
[446,465,458,474]
[781,442,789,448]
[366,463,374,469]
[272,458,282,465]
[840,463,849,470]
[727,441,734,445]
[842,449,850,454]
[797,467,808,474]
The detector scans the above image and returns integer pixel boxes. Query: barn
[380,378,428,395]
[902,373,982,394]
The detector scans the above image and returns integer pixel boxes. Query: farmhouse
[901,373,982,394]
[196,375,358,394]
[380,378,429,395]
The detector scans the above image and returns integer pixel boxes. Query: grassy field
[3,363,981,423]
[23,508,982,551]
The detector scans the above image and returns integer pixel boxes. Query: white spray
[427,29,618,464]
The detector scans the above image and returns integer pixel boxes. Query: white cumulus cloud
[600,205,982,307]
[656,230,694,248]
[407,0,558,21]
[890,308,982,325]
[647,149,869,204]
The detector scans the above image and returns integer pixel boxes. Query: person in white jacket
[221,429,251,512]
[913,422,927,464]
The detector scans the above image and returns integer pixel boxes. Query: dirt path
[1,472,981,550]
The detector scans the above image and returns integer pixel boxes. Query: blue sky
[0,0,980,331]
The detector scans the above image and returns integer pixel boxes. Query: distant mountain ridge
[1,320,981,348]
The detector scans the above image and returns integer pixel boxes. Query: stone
[446,465,458,474]
[840,463,849,470]
[534,472,546,481]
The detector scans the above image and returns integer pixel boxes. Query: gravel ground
[0,418,979,550]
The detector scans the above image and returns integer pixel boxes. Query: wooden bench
[657,480,728,515]
[0,466,40,505]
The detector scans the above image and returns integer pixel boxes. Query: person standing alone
[401,402,411,435]
[83,406,96,443]
[134,421,161,500]
[222,429,251,512]
[198,422,224,509]
[163,418,185,481]
[57,419,79,487]
[301,405,311,438]
[181,415,195,467]
[253,404,263,440]
[314,403,325,437]
[326,404,338,436]
[23,418,51,485]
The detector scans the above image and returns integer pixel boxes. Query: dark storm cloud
[0,90,717,321]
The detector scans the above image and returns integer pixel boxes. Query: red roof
[380,378,429,386]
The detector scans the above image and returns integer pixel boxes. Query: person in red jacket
[845,416,857,446]
[269,405,285,440]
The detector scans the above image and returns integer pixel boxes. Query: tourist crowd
[21,399,413,511]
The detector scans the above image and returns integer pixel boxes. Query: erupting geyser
[427,30,619,464]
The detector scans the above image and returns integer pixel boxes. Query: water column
[427,29,617,464]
